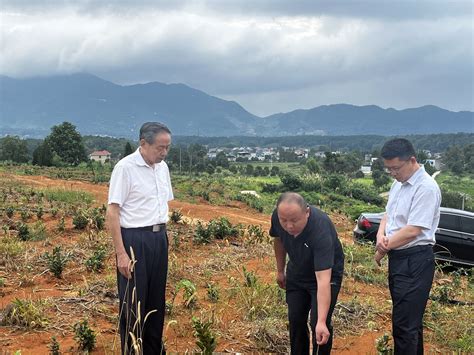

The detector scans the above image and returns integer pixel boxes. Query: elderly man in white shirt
[107,122,173,355]
[375,138,441,355]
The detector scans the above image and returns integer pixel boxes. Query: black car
[353,207,474,267]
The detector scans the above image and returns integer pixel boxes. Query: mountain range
[0,73,472,138]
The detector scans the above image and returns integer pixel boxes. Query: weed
[375,333,394,354]
[57,216,65,232]
[206,283,220,302]
[90,207,105,230]
[177,279,197,308]
[20,210,31,222]
[0,235,24,262]
[44,246,69,278]
[192,316,217,354]
[36,206,44,219]
[31,221,48,241]
[48,336,60,355]
[0,278,5,287]
[242,266,258,287]
[1,298,48,329]
[170,209,183,223]
[74,319,96,352]
[51,207,59,218]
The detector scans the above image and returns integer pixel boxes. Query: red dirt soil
[1,173,397,354]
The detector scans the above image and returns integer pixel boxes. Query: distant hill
[0,73,472,138]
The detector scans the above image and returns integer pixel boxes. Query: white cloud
[0,1,472,115]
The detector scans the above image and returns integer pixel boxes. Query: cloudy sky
[1,0,473,116]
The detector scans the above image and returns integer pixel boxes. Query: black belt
[123,223,166,233]
[388,244,433,258]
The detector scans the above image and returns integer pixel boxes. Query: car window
[460,216,474,234]
[438,213,460,230]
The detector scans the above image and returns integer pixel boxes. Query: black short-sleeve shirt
[269,206,344,286]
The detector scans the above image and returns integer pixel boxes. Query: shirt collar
[133,148,150,167]
[404,165,424,186]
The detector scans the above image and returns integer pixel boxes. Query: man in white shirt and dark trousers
[106,122,173,355]
[375,138,441,355]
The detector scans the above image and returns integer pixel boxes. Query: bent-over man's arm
[315,268,332,345]
[273,237,287,289]
[106,203,132,279]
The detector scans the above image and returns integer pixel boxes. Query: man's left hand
[316,321,330,345]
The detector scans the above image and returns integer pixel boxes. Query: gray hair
[276,192,308,211]
[139,122,171,144]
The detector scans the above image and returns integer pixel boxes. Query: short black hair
[276,192,308,211]
[139,122,171,144]
[381,138,416,160]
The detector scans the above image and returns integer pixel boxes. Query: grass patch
[42,188,94,205]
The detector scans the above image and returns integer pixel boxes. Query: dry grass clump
[0,298,49,329]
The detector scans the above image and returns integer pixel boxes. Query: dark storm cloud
[1,0,472,115]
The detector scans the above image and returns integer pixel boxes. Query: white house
[89,150,111,164]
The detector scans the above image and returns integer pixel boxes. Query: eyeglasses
[384,160,409,173]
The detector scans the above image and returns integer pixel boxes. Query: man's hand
[374,250,386,267]
[117,252,132,279]
[276,271,286,289]
[376,235,390,254]
[315,321,330,345]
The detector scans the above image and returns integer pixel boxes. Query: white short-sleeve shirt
[385,166,441,250]
[108,148,174,228]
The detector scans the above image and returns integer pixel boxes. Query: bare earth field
[0,172,471,354]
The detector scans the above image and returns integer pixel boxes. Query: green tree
[215,151,229,168]
[463,144,474,173]
[371,157,385,172]
[424,162,436,176]
[32,141,53,166]
[443,146,464,174]
[46,122,87,165]
[306,157,320,174]
[372,170,391,188]
[123,142,134,157]
[280,172,303,191]
[245,164,254,176]
[0,136,29,163]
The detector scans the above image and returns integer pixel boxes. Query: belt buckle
[152,224,161,232]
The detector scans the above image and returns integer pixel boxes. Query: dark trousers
[388,245,434,355]
[286,279,341,355]
[118,227,168,355]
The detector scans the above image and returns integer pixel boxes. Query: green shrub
[6,206,14,218]
[208,217,239,239]
[170,209,183,223]
[194,221,213,244]
[72,210,88,230]
[44,246,69,278]
[48,336,60,355]
[74,319,96,352]
[192,316,217,354]
[17,223,30,241]
[85,246,107,272]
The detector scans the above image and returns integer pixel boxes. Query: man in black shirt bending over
[270,192,344,355]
